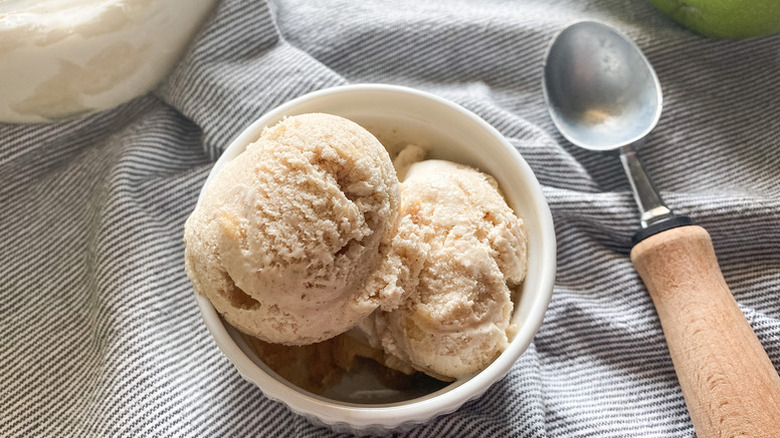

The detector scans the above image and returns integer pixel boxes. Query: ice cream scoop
[543,21,780,437]
[370,159,528,380]
[184,113,401,345]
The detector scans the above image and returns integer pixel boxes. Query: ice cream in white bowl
[190,84,556,434]
[0,0,218,123]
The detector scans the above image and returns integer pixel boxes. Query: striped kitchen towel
[2,0,779,436]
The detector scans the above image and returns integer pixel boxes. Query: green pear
[648,0,780,38]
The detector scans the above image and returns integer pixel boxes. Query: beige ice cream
[184,113,404,345]
[184,112,528,386]
[369,159,528,380]
[241,328,418,396]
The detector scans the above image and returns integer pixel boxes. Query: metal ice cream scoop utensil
[542,20,780,438]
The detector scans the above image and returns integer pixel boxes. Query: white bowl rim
[193,83,557,429]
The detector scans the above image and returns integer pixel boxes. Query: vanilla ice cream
[369,159,528,379]
[184,113,403,345]
[0,0,218,123]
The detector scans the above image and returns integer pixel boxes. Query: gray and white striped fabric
[2,0,779,436]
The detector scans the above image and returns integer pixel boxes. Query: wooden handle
[631,225,780,438]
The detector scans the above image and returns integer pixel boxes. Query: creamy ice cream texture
[0,0,219,123]
[367,159,528,379]
[184,113,403,345]
[184,112,528,381]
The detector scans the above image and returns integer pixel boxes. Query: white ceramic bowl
[194,84,556,434]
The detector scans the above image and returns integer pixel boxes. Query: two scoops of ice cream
[184,113,528,385]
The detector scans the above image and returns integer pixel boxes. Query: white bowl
[193,84,556,434]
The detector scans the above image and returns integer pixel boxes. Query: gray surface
[2,0,779,436]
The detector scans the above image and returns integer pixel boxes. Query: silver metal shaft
[619,145,673,228]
